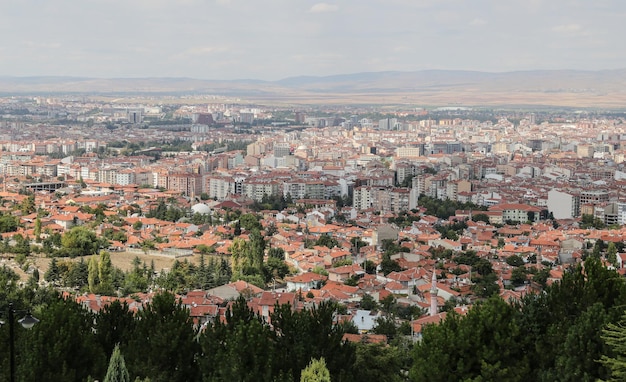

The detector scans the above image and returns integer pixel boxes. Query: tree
[472,273,500,298]
[63,257,89,288]
[61,226,100,257]
[497,237,506,249]
[599,312,626,381]
[411,296,528,382]
[268,247,285,260]
[44,257,61,285]
[199,296,278,382]
[380,253,402,276]
[473,258,493,276]
[315,234,339,249]
[607,242,618,267]
[263,257,289,283]
[104,345,130,382]
[380,294,397,314]
[88,256,99,293]
[125,292,200,381]
[472,213,490,223]
[34,216,42,241]
[352,343,405,382]
[270,301,355,381]
[0,213,19,233]
[360,293,378,311]
[239,213,262,232]
[300,358,330,382]
[20,194,35,214]
[95,300,136,358]
[20,296,107,381]
[510,266,528,286]
[373,316,398,340]
[98,251,114,295]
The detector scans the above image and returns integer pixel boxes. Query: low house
[328,264,365,283]
[353,309,381,333]
[286,272,327,292]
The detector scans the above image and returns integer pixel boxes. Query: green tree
[95,300,136,358]
[44,257,61,285]
[88,256,99,293]
[506,255,525,267]
[510,266,528,287]
[20,194,35,214]
[300,358,330,382]
[0,213,19,233]
[271,301,355,381]
[315,234,339,249]
[360,293,378,310]
[34,216,42,241]
[104,345,131,382]
[607,242,618,267]
[20,296,107,382]
[239,213,263,231]
[472,213,490,223]
[125,292,200,382]
[268,247,286,260]
[65,258,89,289]
[98,251,114,295]
[580,214,606,229]
[352,343,405,382]
[199,296,278,382]
[380,253,402,276]
[61,226,100,257]
[411,296,528,382]
[599,312,626,381]
[373,316,398,340]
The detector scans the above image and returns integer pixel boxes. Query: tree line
[0,266,404,382]
[4,256,626,381]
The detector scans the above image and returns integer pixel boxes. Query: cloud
[469,18,486,26]
[309,3,338,13]
[552,23,582,33]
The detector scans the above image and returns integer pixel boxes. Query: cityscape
[4,0,626,381]
[1,92,626,380]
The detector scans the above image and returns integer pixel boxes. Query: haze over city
[3,0,626,80]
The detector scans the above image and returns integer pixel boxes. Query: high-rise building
[378,118,398,130]
[127,109,143,124]
[547,189,580,219]
[295,112,306,124]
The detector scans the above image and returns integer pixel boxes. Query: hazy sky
[2,0,625,80]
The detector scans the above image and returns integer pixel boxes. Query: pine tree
[104,345,130,382]
[599,313,626,381]
[34,216,42,242]
[88,256,99,293]
[300,358,330,382]
[45,257,60,285]
[98,251,114,295]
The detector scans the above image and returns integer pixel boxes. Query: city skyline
[3,0,626,81]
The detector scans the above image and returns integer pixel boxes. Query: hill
[2,69,626,107]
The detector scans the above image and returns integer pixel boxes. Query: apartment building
[547,189,580,219]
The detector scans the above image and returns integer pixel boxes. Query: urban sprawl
[2,95,626,340]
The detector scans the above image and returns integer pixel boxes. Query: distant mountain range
[2,69,626,107]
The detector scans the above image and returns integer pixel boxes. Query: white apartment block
[205,176,236,200]
[547,189,580,219]
[242,181,280,202]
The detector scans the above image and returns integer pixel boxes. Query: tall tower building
[430,271,438,316]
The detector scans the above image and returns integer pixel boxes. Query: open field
[1,251,205,282]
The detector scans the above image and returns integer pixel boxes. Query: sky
[2,0,625,80]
